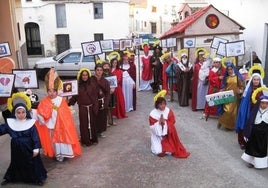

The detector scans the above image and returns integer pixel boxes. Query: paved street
[0,79,268,188]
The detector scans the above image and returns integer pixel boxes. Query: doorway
[25,22,42,55]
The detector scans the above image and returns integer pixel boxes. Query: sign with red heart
[0,74,15,97]
[0,77,11,86]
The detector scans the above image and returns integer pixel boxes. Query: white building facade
[22,0,130,56]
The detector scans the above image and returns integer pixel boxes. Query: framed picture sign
[12,69,38,89]
[59,80,78,97]
[0,73,15,97]
[105,75,117,88]
[0,42,12,58]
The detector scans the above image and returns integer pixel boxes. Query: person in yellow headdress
[35,68,81,161]
[192,48,210,111]
[149,91,190,158]
[150,42,163,93]
[0,92,47,186]
[176,50,193,107]
[120,51,136,112]
[110,55,127,119]
[139,43,153,91]
[68,68,99,146]
[91,63,111,138]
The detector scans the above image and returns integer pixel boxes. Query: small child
[149,94,190,158]
[35,68,81,161]
[0,92,47,186]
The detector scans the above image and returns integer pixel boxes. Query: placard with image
[105,75,117,88]
[211,36,228,49]
[226,40,245,57]
[0,42,12,58]
[59,80,78,97]
[81,41,102,56]
[216,42,226,57]
[119,39,132,51]
[12,69,38,89]
[100,40,114,52]
[0,73,15,97]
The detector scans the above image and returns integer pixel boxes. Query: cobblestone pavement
[0,80,268,188]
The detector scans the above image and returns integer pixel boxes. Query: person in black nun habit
[242,94,268,169]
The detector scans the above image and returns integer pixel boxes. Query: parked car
[34,48,96,79]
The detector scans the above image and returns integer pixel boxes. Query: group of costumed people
[0,49,140,186]
[139,43,268,169]
[0,67,84,186]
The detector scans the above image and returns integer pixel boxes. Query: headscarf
[221,62,244,89]
[10,103,32,119]
[242,73,264,97]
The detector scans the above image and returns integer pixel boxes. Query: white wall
[209,0,268,62]
[22,0,130,55]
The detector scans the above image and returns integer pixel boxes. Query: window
[151,22,157,34]
[55,4,67,28]
[82,56,94,63]
[62,53,81,63]
[94,33,103,41]
[94,3,103,19]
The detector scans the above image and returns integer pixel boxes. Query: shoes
[217,123,221,129]
[246,163,254,168]
[157,152,166,157]
[37,180,45,186]
[240,144,246,150]
[200,113,207,120]
[56,156,64,162]
[1,179,9,185]
[99,133,106,138]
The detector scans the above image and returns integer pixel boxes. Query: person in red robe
[161,53,169,92]
[139,43,153,91]
[149,96,190,158]
[110,57,127,119]
[203,57,225,118]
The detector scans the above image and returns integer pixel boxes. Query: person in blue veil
[217,62,244,130]
[235,73,264,149]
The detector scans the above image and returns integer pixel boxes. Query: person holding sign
[110,56,127,119]
[203,57,225,118]
[91,63,111,138]
[191,49,210,111]
[217,62,244,130]
[35,68,81,162]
